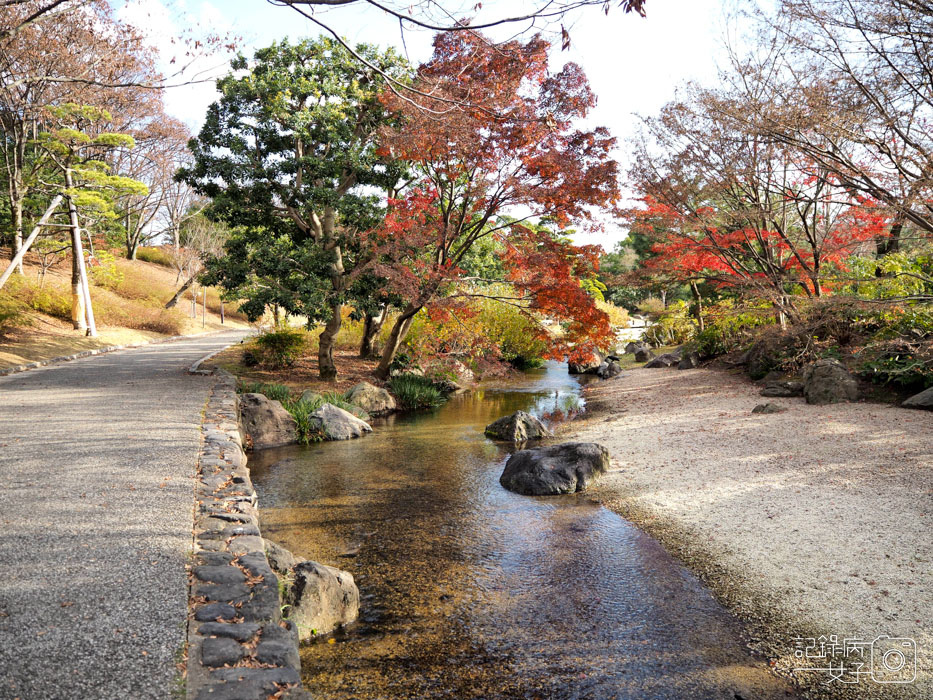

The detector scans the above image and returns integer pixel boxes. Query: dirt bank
[562,366,932,700]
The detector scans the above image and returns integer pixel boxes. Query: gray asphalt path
[0,331,248,700]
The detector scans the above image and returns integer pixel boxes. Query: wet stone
[197,538,226,552]
[254,640,299,670]
[200,637,247,667]
[206,511,253,524]
[196,551,235,567]
[222,523,261,538]
[227,535,264,555]
[236,583,280,623]
[194,565,247,585]
[198,621,260,642]
[210,667,301,685]
[195,582,251,603]
[196,680,266,700]
[194,602,238,622]
[237,552,275,578]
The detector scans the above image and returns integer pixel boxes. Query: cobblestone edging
[187,369,311,700]
[0,330,227,377]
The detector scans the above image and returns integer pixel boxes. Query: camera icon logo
[870,636,917,684]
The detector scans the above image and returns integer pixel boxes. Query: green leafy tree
[181,37,411,379]
[35,103,145,334]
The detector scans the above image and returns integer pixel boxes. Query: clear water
[249,362,795,700]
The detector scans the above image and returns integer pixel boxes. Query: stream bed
[249,362,795,700]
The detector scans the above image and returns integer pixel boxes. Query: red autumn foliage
[368,30,621,377]
[631,177,889,303]
[503,226,612,361]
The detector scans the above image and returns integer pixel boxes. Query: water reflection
[249,362,794,700]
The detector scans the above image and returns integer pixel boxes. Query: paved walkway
[0,331,247,700]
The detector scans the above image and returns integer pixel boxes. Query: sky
[113,0,738,250]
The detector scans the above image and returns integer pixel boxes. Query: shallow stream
[250,362,794,700]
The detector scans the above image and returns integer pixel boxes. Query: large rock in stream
[484,410,552,443]
[500,442,610,495]
[285,562,360,641]
[345,381,396,415]
[568,351,603,375]
[263,539,359,641]
[308,403,372,441]
[238,393,298,449]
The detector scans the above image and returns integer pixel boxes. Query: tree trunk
[7,124,26,275]
[67,197,95,336]
[165,273,197,309]
[879,218,903,256]
[373,307,418,380]
[689,282,705,332]
[318,302,343,380]
[64,169,96,336]
[11,194,23,275]
[0,194,63,291]
[359,306,387,358]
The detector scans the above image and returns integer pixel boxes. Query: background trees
[614,0,933,391]
[183,37,411,378]
[367,31,620,377]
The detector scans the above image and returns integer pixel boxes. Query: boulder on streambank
[238,393,298,449]
[308,403,372,441]
[499,442,611,495]
[677,351,701,370]
[752,402,787,414]
[262,539,359,641]
[568,353,623,379]
[902,386,933,410]
[644,353,680,369]
[760,380,804,397]
[634,347,654,363]
[802,358,859,405]
[345,382,396,416]
[596,359,623,379]
[568,351,603,375]
[300,389,323,404]
[485,410,552,443]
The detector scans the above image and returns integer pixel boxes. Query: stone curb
[0,330,229,378]
[186,369,311,700]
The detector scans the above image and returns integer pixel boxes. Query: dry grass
[0,252,251,368]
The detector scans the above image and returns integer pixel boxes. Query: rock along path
[0,330,247,700]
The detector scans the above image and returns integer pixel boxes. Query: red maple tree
[370,30,621,377]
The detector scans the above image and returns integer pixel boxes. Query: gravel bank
[564,367,932,700]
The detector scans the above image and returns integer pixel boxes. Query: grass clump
[0,294,30,337]
[388,373,445,410]
[237,381,369,443]
[239,381,292,402]
[136,246,174,267]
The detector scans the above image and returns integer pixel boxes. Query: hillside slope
[0,252,250,368]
